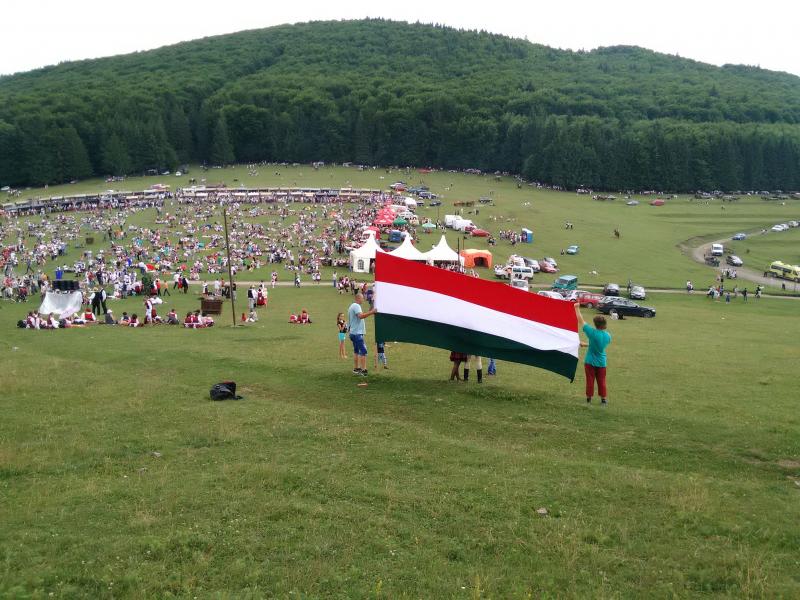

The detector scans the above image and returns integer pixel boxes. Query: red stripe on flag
[375,253,577,332]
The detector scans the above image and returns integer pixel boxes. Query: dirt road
[690,236,787,288]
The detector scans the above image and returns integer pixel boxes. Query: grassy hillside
[2,20,800,190]
[2,166,799,596]
[1,288,798,597]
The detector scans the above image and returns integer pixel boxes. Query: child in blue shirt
[375,341,388,369]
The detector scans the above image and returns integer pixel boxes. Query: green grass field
[2,166,800,597]
[1,288,798,597]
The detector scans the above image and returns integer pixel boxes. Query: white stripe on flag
[375,282,579,357]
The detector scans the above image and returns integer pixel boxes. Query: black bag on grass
[210,381,243,401]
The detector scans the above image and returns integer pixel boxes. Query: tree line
[1,19,799,191]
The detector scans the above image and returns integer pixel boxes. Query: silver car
[629,285,646,300]
[726,255,743,267]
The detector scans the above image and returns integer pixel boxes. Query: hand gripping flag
[374,253,579,380]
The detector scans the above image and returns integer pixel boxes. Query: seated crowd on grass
[1,187,404,305]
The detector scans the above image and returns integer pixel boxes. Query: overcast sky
[3,0,798,77]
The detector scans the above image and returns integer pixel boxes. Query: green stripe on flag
[376,314,577,381]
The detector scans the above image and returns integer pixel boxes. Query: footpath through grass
[1,286,798,597]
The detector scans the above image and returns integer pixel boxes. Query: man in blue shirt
[348,292,377,376]
[575,303,612,405]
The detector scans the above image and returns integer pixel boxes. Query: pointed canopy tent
[423,234,461,264]
[350,232,385,273]
[388,234,427,261]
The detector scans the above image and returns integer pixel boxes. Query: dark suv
[598,297,656,318]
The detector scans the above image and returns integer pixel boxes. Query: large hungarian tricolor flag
[374,253,579,380]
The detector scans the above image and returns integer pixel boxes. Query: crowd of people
[18,304,218,329]
[1,188,394,302]
[705,283,761,301]
[4,187,405,336]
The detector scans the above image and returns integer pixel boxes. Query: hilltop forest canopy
[1,19,800,192]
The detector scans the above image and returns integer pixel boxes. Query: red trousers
[584,364,607,398]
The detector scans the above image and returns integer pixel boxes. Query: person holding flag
[348,292,377,376]
[574,303,612,406]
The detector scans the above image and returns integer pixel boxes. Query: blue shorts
[349,333,368,356]
[338,332,346,342]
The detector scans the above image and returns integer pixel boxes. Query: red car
[470,228,490,237]
[539,261,558,273]
[577,291,605,308]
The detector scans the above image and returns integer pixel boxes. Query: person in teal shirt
[575,303,612,405]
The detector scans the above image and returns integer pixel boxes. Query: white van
[444,214,458,228]
[453,219,474,232]
[510,278,529,292]
[711,243,724,256]
[509,266,534,280]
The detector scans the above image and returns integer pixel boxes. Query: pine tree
[165,105,193,163]
[56,126,93,181]
[19,116,58,186]
[353,111,372,164]
[102,133,132,175]
[0,120,21,186]
[209,115,235,166]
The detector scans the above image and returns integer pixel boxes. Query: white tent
[350,232,385,273]
[39,291,83,319]
[388,234,427,262]
[423,235,461,264]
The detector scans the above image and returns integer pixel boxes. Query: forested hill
[2,19,800,191]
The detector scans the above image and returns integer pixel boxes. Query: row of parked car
[536,283,656,318]
[494,256,559,279]
[770,221,799,232]
[496,253,656,317]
